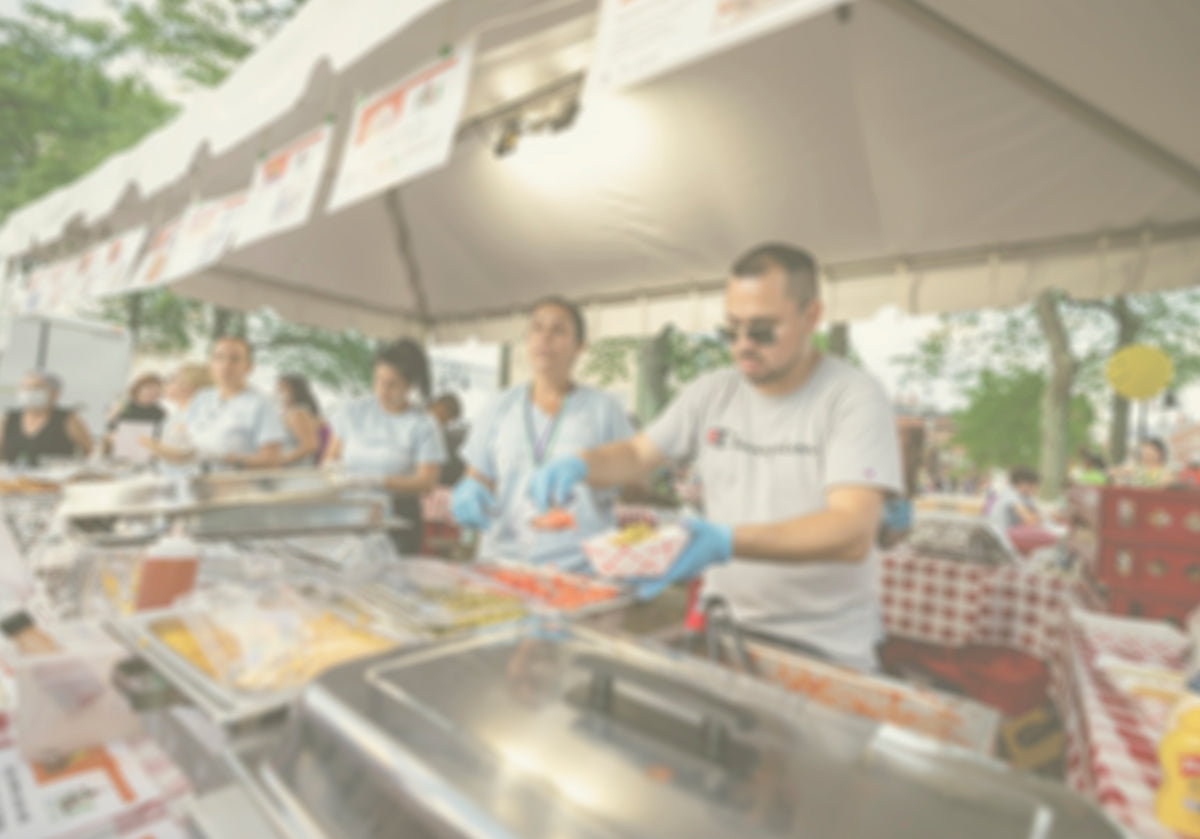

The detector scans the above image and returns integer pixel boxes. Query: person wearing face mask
[450,297,633,569]
[275,375,325,467]
[1,371,93,467]
[323,339,446,554]
[143,336,284,469]
[528,245,902,671]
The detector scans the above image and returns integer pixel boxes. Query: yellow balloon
[1105,344,1173,401]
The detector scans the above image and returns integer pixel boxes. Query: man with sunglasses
[529,243,901,670]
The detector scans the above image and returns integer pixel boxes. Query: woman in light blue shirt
[452,297,633,569]
[324,339,445,554]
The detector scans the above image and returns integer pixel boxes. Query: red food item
[478,566,619,611]
[530,508,577,531]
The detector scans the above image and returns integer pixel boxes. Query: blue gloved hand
[527,454,588,511]
[451,477,497,530]
[635,518,733,601]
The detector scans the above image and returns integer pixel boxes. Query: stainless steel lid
[240,621,1123,839]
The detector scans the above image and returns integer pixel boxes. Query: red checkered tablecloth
[1051,609,1190,839]
[880,551,1086,662]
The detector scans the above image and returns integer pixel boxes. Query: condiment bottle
[1157,699,1200,837]
[135,532,199,611]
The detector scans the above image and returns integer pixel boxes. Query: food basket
[353,558,528,636]
[582,522,688,578]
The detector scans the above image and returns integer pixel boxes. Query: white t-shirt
[329,397,445,478]
[184,387,286,459]
[645,358,902,670]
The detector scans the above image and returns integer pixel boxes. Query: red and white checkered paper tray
[583,524,688,579]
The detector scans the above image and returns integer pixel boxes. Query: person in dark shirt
[430,392,466,487]
[1,371,93,467]
[108,373,167,432]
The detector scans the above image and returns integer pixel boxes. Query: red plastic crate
[1100,486,1200,549]
[1096,539,1200,597]
[1105,587,1199,627]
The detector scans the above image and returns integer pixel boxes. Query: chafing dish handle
[703,599,757,676]
[573,653,756,762]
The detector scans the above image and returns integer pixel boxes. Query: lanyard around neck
[523,386,571,466]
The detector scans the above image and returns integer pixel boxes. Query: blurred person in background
[1070,447,1109,487]
[450,297,632,569]
[1,371,93,466]
[324,339,445,554]
[153,363,213,455]
[275,374,325,467]
[430,392,466,486]
[143,336,284,469]
[988,466,1043,531]
[1112,437,1171,488]
[108,373,166,432]
[879,425,925,549]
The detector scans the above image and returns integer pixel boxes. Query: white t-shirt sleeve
[254,396,287,449]
[415,413,447,464]
[823,374,902,494]
[644,374,714,464]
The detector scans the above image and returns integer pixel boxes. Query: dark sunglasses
[718,321,779,346]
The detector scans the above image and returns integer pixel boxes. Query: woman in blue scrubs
[324,339,445,554]
[452,297,633,569]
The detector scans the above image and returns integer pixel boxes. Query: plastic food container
[135,534,200,611]
[582,523,688,579]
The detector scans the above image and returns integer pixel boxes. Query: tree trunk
[126,293,144,346]
[828,322,851,358]
[1035,291,1077,499]
[1107,295,1142,465]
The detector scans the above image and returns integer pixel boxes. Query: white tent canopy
[2,0,1199,340]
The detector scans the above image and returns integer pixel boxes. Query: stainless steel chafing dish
[60,469,408,544]
[231,621,1124,839]
[60,469,345,519]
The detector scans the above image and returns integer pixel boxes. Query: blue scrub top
[461,384,633,569]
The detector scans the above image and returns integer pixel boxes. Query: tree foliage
[0,6,174,219]
[953,368,1095,472]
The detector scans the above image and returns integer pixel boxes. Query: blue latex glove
[635,518,733,601]
[527,454,588,511]
[451,477,497,530]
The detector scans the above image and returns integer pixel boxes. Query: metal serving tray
[353,558,529,637]
[472,559,633,629]
[107,585,422,728]
[61,469,345,520]
[230,621,1125,839]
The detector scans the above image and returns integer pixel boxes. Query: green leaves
[953,368,1094,471]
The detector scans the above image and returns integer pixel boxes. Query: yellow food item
[610,523,655,547]
[151,612,394,692]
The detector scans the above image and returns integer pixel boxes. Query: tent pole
[383,187,432,338]
[875,0,1200,195]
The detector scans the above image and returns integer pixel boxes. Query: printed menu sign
[327,40,475,213]
[234,124,334,248]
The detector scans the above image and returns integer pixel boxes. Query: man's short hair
[211,334,253,363]
[730,243,819,308]
[1009,466,1040,486]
